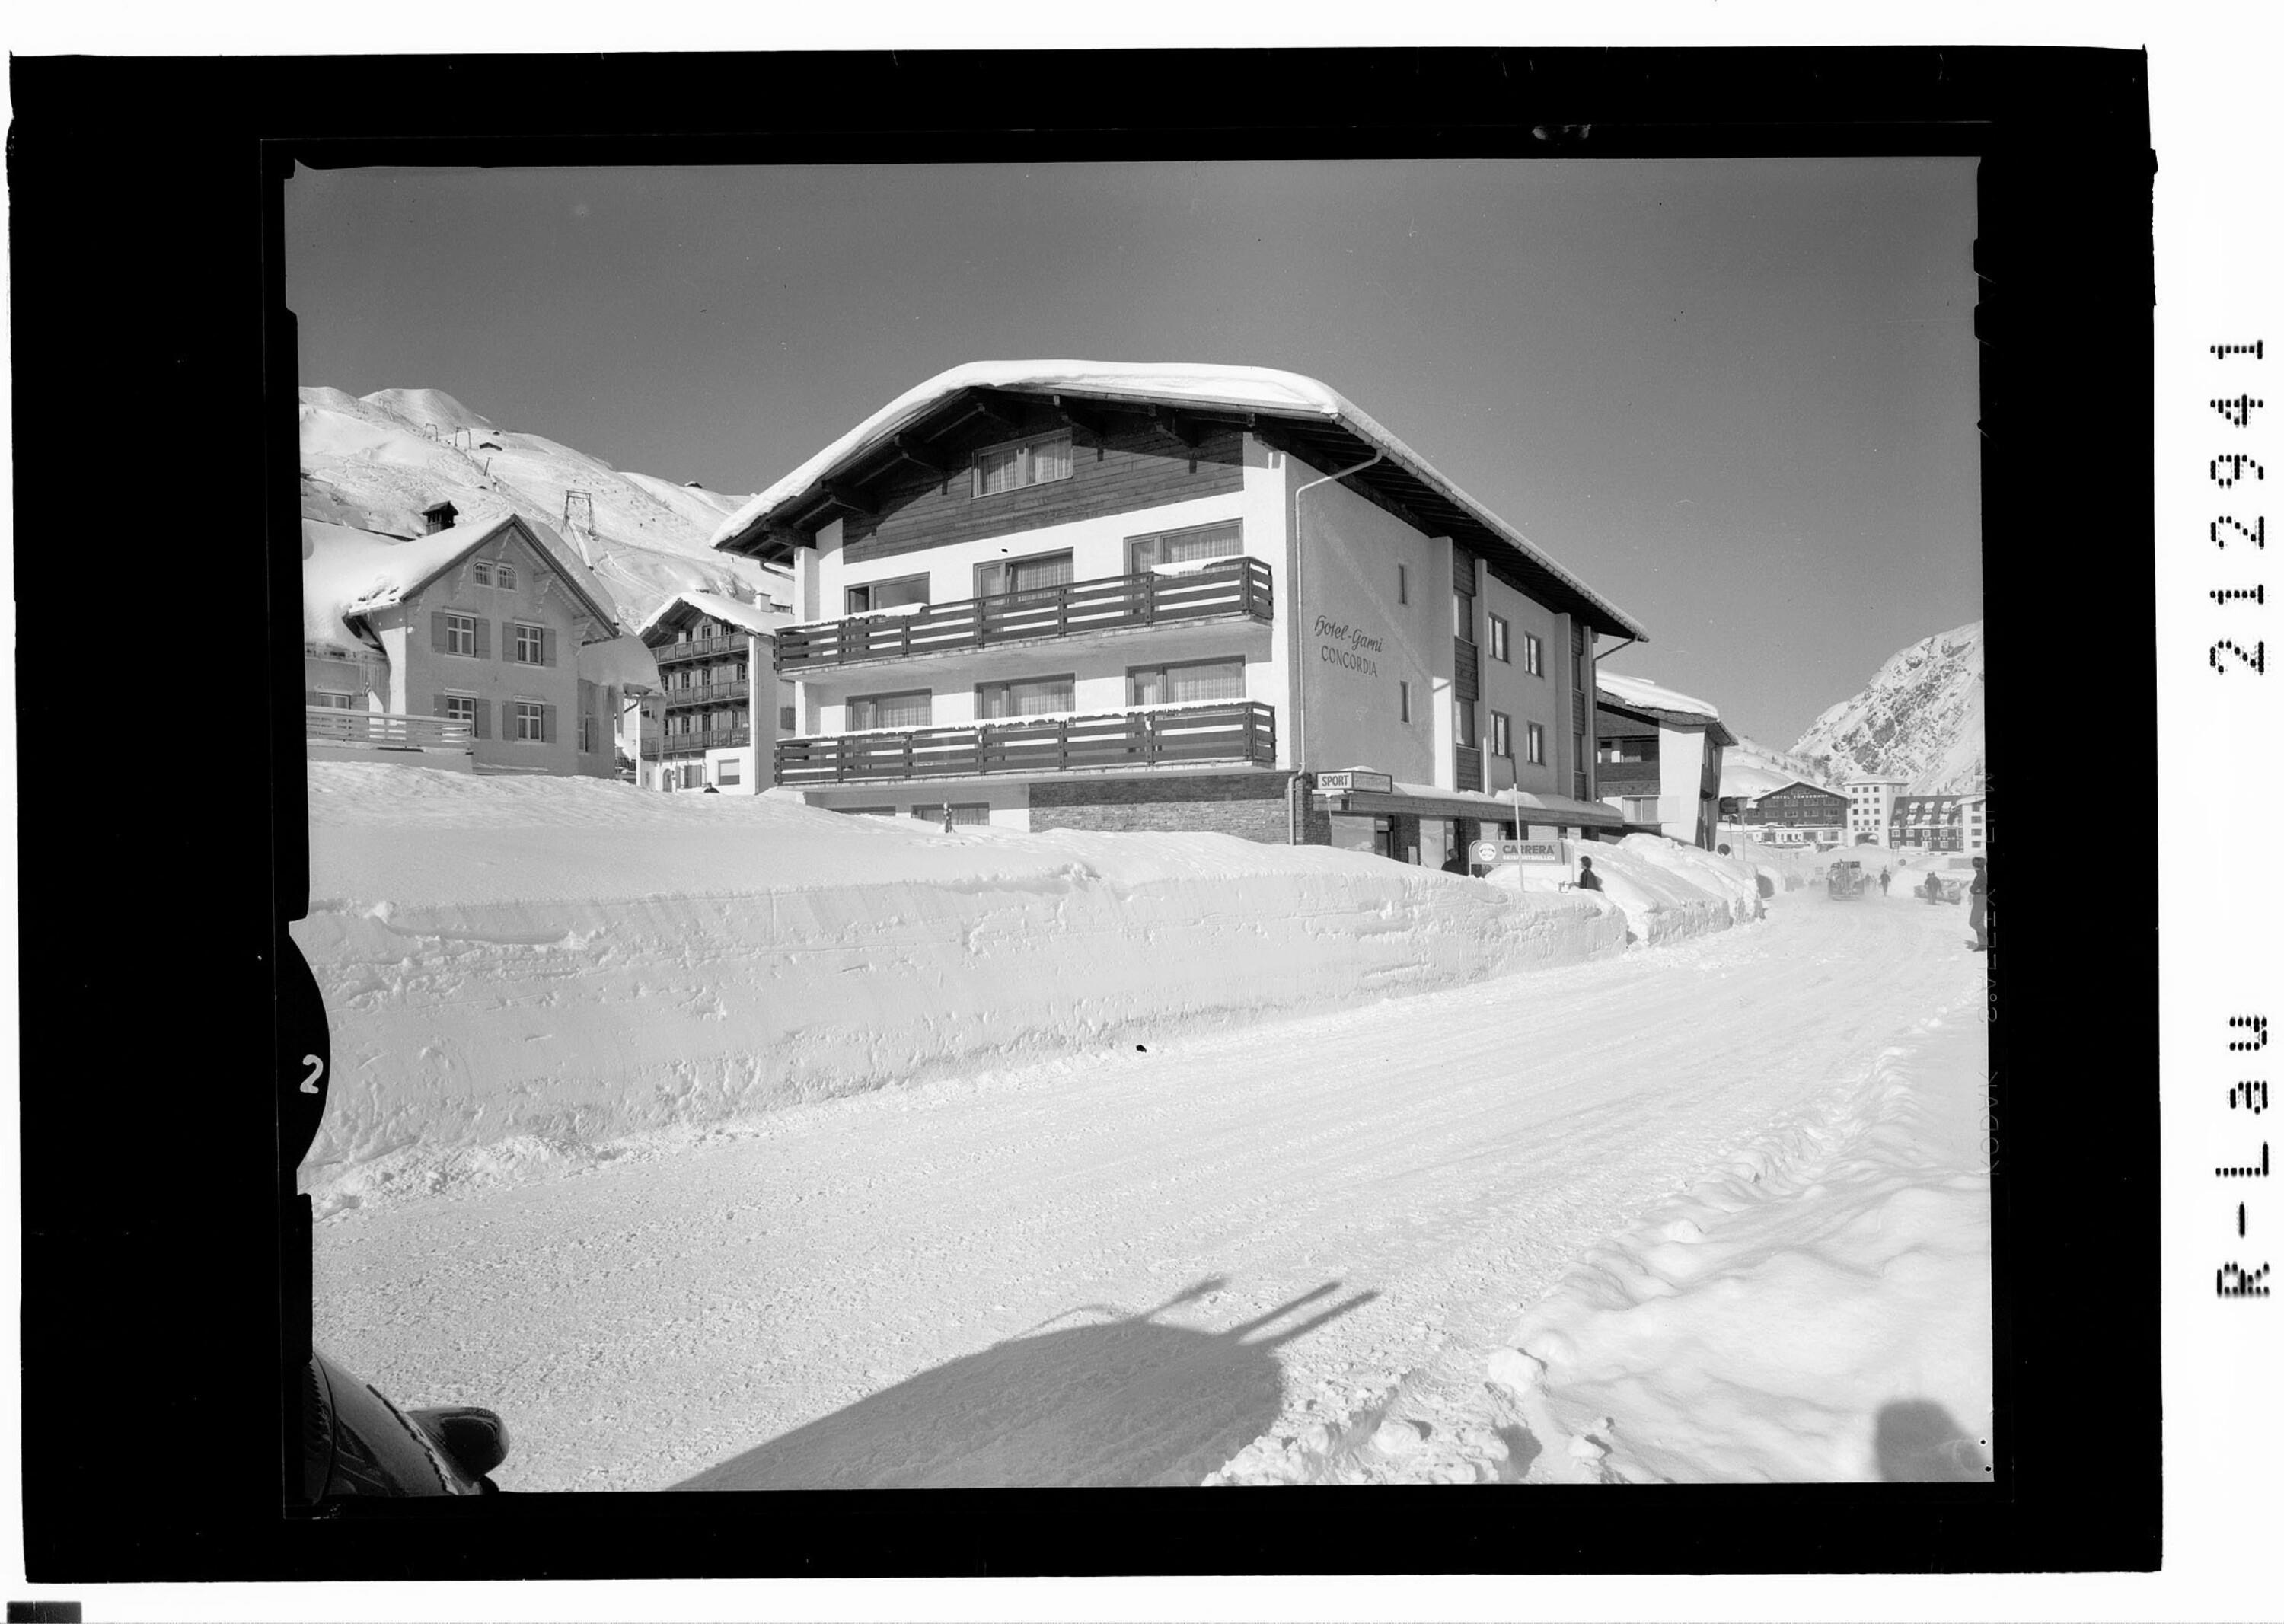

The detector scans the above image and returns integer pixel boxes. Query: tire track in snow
[314,888,1980,1489]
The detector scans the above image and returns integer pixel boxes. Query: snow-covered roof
[635,589,791,641]
[710,360,1648,642]
[1596,673,1717,719]
[319,513,620,637]
[575,634,663,693]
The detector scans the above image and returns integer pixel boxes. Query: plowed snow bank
[294,765,1627,1210]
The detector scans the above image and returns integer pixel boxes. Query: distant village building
[1845,774,1910,844]
[1721,778,1852,848]
[1593,675,1737,849]
[1958,792,1989,856]
[634,591,793,793]
[1890,792,1967,853]
[303,512,627,777]
[710,362,1648,858]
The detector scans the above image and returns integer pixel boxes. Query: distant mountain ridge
[1788,621,1985,796]
[298,387,783,630]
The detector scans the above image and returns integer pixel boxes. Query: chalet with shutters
[308,512,625,777]
[1593,676,1737,849]
[633,591,795,793]
[711,362,1649,858]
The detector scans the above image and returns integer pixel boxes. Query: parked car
[301,1350,509,1498]
[1826,859,1867,900]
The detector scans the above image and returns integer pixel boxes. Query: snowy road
[314,885,1985,1490]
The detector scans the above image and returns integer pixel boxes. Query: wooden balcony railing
[659,679,751,707]
[306,707,472,748]
[653,633,751,665]
[776,700,1276,786]
[775,558,1273,672]
[642,726,752,758]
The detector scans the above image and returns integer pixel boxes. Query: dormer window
[974,431,1073,497]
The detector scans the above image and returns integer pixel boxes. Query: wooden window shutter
[474,619,490,659]
[431,612,447,652]
[432,691,448,717]
[475,701,490,741]
[542,627,556,667]
[542,703,557,744]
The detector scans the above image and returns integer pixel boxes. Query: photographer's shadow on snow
[1873,1399,1989,1482]
[672,1277,1376,1490]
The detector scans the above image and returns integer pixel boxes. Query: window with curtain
[1128,659,1245,706]
[976,675,1074,719]
[848,691,932,729]
[846,575,930,614]
[974,431,1073,496]
[975,550,1073,599]
[1128,521,1241,573]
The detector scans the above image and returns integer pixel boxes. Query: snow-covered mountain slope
[1789,622,1985,795]
[298,387,786,630]
[1721,735,1832,798]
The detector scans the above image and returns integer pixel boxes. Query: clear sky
[287,157,1980,746]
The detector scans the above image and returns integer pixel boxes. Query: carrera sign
[1470,838,1568,866]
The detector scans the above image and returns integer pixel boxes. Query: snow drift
[293,765,1631,1210]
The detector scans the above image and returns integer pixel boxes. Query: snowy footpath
[311,855,1986,1489]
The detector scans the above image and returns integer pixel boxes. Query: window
[1453,594,1473,638]
[1399,681,1412,723]
[974,431,1073,496]
[1491,711,1512,758]
[911,803,990,827]
[846,574,930,614]
[1455,704,1479,748]
[511,701,547,742]
[1128,521,1241,573]
[1398,564,1408,605]
[1597,736,1654,764]
[496,563,518,591]
[978,675,1075,719]
[1526,722,1545,764]
[1129,659,1245,706]
[1523,632,1542,676]
[511,623,547,665]
[311,691,356,710]
[441,694,477,728]
[779,705,797,732]
[975,550,1074,599]
[1623,796,1660,823]
[471,560,492,586]
[442,613,479,656]
[717,758,742,786]
[579,713,595,752]
[848,691,932,729]
[1489,616,1510,662]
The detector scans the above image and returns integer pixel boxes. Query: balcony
[306,707,471,748]
[642,726,751,758]
[659,679,751,707]
[777,700,1276,786]
[654,633,751,665]
[776,558,1274,673]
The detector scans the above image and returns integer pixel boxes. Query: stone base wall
[1030,772,1330,844]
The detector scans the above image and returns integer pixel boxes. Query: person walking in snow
[1879,866,1891,895]
[1967,857,1989,951]
[1575,855,1603,892]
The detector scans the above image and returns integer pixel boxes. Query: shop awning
[1316,780,1624,829]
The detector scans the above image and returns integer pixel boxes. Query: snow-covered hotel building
[710,363,1649,857]
[1592,675,1737,849]
[302,509,630,777]
[633,591,794,793]
[1845,774,1909,844]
